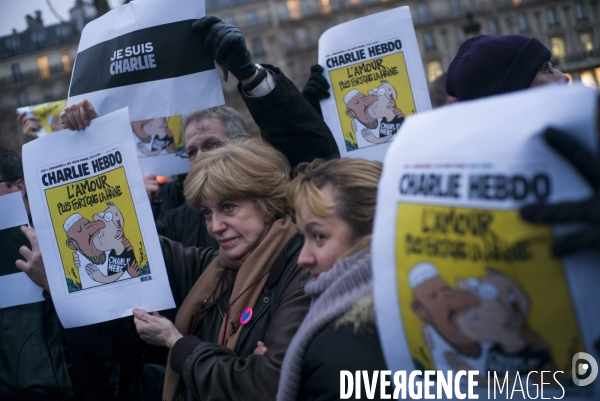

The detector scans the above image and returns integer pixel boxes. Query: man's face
[67,217,107,265]
[92,205,124,252]
[0,178,28,215]
[368,82,397,120]
[346,93,379,129]
[184,117,228,164]
[530,61,569,87]
[0,180,19,197]
[412,277,481,356]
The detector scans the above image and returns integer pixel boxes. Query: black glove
[520,127,600,256]
[302,64,330,117]
[192,15,256,82]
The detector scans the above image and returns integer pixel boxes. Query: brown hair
[184,138,291,220]
[287,158,382,238]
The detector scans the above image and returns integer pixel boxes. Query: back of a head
[445,34,551,101]
[288,158,383,238]
[184,138,291,219]
[182,106,250,140]
[0,147,24,182]
[429,72,450,108]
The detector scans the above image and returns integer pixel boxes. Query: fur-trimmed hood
[334,293,376,334]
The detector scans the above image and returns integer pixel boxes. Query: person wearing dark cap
[445,34,569,102]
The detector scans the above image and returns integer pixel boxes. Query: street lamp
[463,12,481,38]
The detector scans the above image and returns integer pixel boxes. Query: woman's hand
[16,226,50,292]
[253,340,268,355]
[59,100,99,131]
[133,308,183,349]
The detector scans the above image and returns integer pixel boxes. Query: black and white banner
[68,0,224,176]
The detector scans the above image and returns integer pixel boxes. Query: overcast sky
[0,0,122,37]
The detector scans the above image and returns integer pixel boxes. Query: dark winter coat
[161,235,310,401]
[298,296,388,401]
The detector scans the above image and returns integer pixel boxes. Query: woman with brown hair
[132,138,310,401]
[274,157,388,401]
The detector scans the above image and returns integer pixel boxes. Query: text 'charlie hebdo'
[40,151,124,215]
[110,42,156,75]
[399,172,551,202]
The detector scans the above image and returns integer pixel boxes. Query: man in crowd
[445,34,569,101]
[441,35,597,256]
[0,147,74,400]
[154,106,249,247]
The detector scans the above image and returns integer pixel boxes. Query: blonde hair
[184,138,291,219]
[287,158,382,238]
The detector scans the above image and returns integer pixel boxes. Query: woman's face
[201,198,272,260]
[296,187,357,279]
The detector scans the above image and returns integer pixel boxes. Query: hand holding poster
[68,0,224,176]
[372,85,599,399]
[17,100,68,137]
[318,6,431,162]
[23,108,175,328]
[0,192,44,309]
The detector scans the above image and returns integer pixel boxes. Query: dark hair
[0,147,23,188]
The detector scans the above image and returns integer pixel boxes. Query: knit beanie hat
[445,34,551,101]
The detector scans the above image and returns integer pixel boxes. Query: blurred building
[0,0,96,151]
[1,0,598,151]
[208,0,600,95]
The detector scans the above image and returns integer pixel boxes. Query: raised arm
[192,15,340,170]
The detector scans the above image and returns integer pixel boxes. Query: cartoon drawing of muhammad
[408,261,489,373]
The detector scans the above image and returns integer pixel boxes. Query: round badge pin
[240,307,253,325]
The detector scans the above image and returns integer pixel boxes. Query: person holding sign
[0,148,73,400]
[130,139,310,401]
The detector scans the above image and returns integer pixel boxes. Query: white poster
[0,192,45,309]
[23,108,175,328]
[372,84,599,399]
[68,0,224,176]
[318,6,431,162]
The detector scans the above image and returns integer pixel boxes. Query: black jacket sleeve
[238,65,340,171]
[156,203,218,249]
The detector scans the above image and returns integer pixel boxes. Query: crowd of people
[1,13,599,401]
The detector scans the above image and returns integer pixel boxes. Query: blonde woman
[132,138,310,400]
[274,158,388,400]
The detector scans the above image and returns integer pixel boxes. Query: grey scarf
[276,248,372,401]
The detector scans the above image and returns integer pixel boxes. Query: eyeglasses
[179,140,227,159]
[539,61,554,74]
